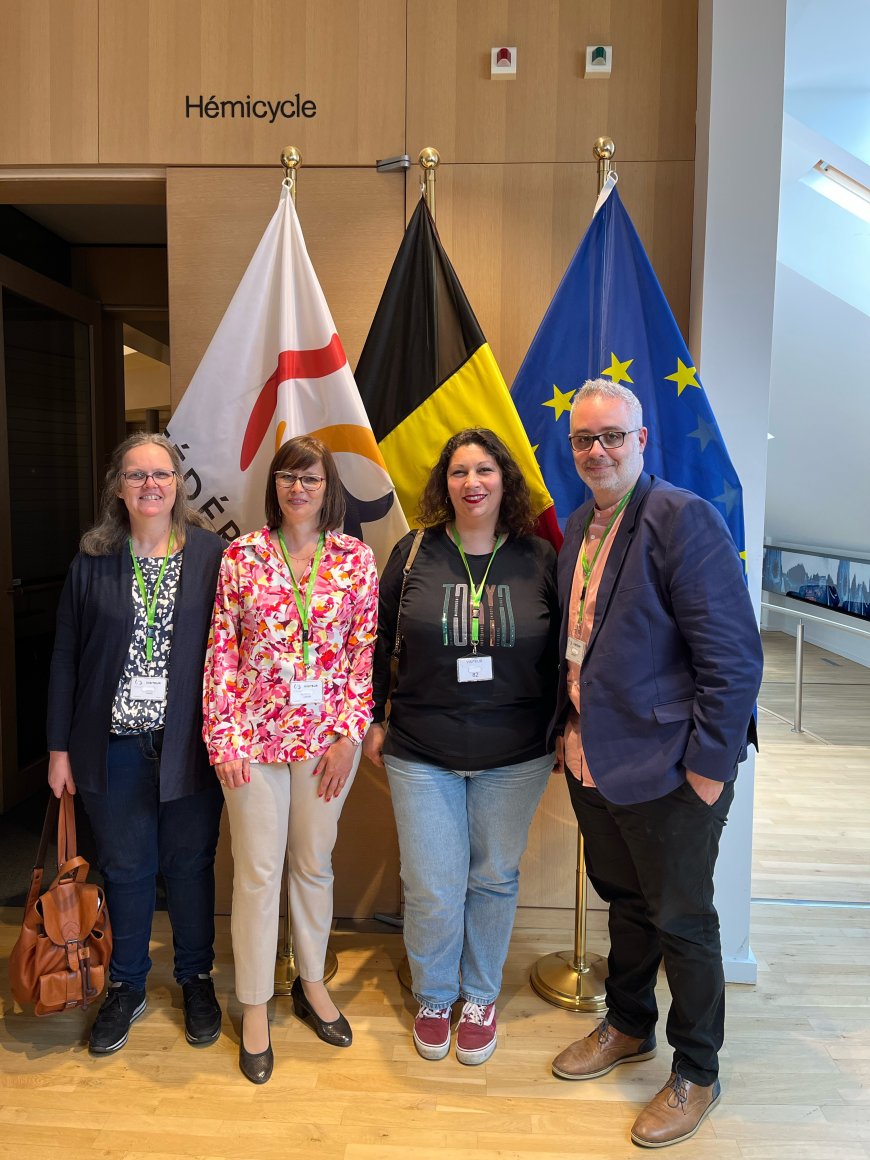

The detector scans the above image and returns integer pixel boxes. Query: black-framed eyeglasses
[121,469,178,485]
[274,471,325,492]
[568,429,640,453]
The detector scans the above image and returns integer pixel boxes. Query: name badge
[290,679,324,705]
[130,675,167,701]
[565,637,586,666]
[457,655,494,683]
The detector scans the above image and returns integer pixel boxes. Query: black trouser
[565,771,734,1087]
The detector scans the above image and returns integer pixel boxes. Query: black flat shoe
[239,1016,273,1084]
[291,975,352,1047]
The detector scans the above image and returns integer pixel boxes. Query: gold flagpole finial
[418,146,440,221]
[592,137,615,194]
[281,146,302,203]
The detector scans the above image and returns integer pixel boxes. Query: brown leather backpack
[9,790,112,1016]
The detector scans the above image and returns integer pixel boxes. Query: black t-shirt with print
[373,528,559,770]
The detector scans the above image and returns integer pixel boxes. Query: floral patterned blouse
[203,526,378,766]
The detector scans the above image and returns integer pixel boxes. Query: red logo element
[239,334,347,471]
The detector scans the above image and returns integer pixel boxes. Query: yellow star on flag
[542,384,575,421]
[601,353,633,385]
[665,358,701,396]
[739,549,748,576]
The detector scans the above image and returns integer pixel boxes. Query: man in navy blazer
[549,380,763,1149]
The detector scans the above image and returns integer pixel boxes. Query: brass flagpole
[419,146,440,217]
[528,138,617,1013]
[273,144,338,994]
[395,146,442,995]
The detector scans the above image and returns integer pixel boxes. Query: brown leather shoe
[630,1071,721,1148]
[552,1017,656,1081]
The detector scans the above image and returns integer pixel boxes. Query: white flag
[166,185,408,567]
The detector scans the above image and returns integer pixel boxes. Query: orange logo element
[240,336,346,471]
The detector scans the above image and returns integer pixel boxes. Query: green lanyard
[452,525,504,651]
[128,531,176,664]
[277,530,326,668]
[575,488,634,631]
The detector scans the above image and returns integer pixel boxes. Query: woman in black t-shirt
[364,428,558,1067]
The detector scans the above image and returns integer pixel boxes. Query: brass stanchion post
[530,827,606,1010]
[529,137,618,1014]
[394,147,441,996]
[272,143,338,995]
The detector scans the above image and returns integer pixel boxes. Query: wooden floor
[1,630,869,1159]
[758,627,870,746]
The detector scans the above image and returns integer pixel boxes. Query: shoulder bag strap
[57,789,78,866]
[34,793,60,873]
[392,529,425,659]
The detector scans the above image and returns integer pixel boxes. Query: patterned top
[203,526,379,765]
[111,551,183,734]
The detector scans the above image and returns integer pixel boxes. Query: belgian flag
[355,197,561,546]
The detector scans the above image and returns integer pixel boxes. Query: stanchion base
[274,946,339,995]
[397,954,413,993]
[530,949,608,1012]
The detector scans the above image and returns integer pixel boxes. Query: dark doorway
[0,259,101,811]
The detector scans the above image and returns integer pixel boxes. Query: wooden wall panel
[408,0,697,164]
[0,0,99,163]
[167,166,406,405]
[408,160,695,387]
[99,0,406,165]
[214,757,400,918]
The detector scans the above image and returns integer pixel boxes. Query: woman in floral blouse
[203,435,378,1084]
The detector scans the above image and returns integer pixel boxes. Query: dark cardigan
[47,525,225,801]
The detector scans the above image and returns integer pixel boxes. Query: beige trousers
[222,749,361,1005]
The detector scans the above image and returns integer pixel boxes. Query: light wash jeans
[384,751,553,1008]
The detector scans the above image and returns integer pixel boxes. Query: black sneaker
[181,974,222,1045]
[88,983,147,1055]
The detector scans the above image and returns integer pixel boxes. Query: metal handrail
[760,600,870,733]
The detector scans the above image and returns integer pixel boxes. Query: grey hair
[80,432,211,556]
[571,378,643,429]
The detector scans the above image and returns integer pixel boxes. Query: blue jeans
[384,752,552,1008]
[78,731,224,991]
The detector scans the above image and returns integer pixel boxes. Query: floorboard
[1,630,868,1159]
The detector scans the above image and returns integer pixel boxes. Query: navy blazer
[47,525,225,801]
[549,473,763,806]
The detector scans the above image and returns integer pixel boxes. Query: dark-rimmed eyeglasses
[568,429,640,453]
[274,472,325,492]
[121,469,177,486]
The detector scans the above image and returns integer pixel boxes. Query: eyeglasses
[121,469,177,486]
[568,429,640,453]
[274,472,325,492]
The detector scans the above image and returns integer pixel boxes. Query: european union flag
[512,184,745,554]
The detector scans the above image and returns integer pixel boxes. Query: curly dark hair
[416,428,535,538]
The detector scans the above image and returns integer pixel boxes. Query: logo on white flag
[166,186,408,568]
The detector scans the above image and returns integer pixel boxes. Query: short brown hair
[417,428,535,538]
[264,435,346,532]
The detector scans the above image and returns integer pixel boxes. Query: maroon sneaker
[413,1004,452,1060]
[455,1001,497,1065]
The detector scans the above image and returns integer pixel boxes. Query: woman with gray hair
[47,433,225,1057]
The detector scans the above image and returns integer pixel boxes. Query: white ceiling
[777,0,870,315]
